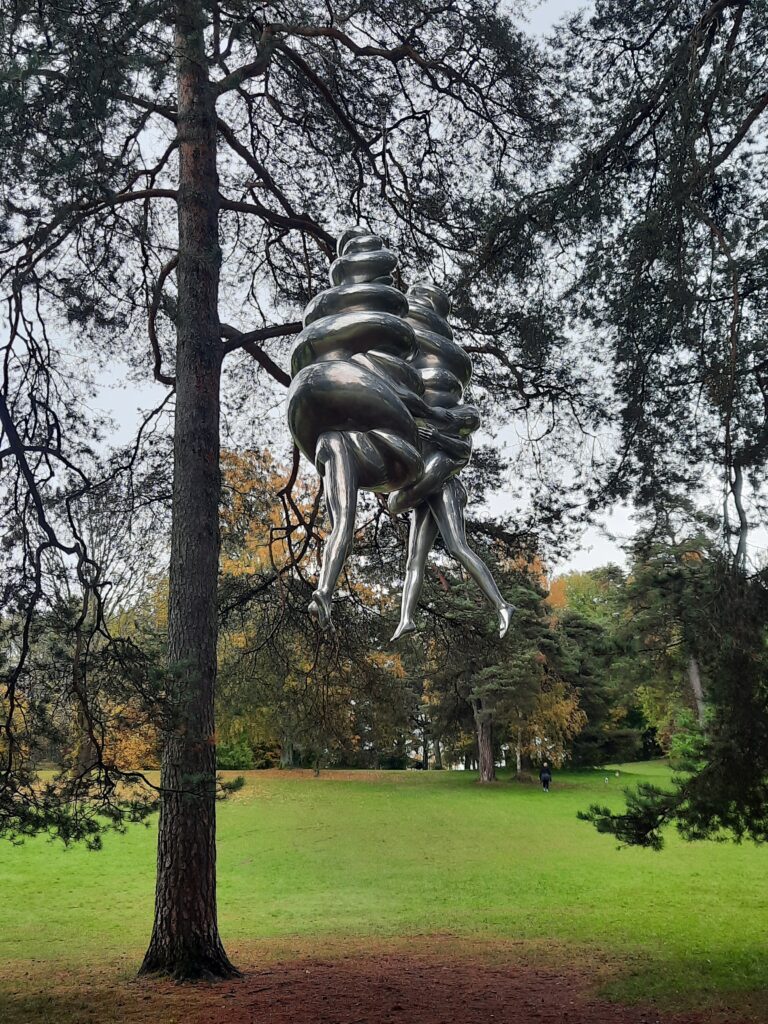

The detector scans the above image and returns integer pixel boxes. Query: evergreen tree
[617,526,722,740]
[556,609,643,767]
[481,2,768,551]
[581,557,768,849]
[549,569,646,765]
[411,546,579,782]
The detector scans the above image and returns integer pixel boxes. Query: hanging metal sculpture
[287,226,515,638]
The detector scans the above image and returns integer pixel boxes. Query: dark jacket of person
[539,766,552,781]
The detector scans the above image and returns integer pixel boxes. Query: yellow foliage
[369,650,405,678]
[512,681,587,768]
[220,448,315,577]
[547,577,568,609]
[106,707,160,770]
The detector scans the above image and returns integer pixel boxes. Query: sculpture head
[408,280,451,319]
[330,226,397,287]
[336,225,371,256]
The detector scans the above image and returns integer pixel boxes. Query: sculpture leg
[391,502,439,641]
[427,478,516,638]
[312,431,359,628]
[388,451,455,517]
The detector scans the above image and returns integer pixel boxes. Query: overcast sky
[524,0,585,34]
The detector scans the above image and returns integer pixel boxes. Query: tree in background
[548,566,625,631]
[581,554,768,849]
[408,543,585,782]
[617,523,722,743]
[515,680,586,770]
[550,527,733,769]
[549,568,649,765]
[216,448,413,773]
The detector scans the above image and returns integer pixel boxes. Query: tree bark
[732,461,749,569]
[515,726,522,774]
[688,655,706,727]
[140,1,236,981]
[433,737,443,770]
[73,706,98,776]
[473,703,496,783]
[71,613,98,776]
[280,736,294,768]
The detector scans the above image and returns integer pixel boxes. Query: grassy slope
[1,762,766,1007]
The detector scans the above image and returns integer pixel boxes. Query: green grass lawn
[1,762,766,1010]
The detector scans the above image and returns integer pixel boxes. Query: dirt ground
[170,952,756,1024]
[3,939,762,1024]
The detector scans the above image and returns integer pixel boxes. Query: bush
[667,710,706,771]
[217,738,255,770]
[251,741,280,769]
[379,752,409,770]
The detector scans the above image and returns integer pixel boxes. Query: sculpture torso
[287,229,424,494]
[386,283,481,516]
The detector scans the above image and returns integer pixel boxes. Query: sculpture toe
[498,603,516,639]
[390,620,417,642]
[309,590,333,630]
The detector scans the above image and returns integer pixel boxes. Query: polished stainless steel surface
[388,283,515,641]
[286,227,514,637]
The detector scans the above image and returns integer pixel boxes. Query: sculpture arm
[446,404,481,435]
[401,392,452,425]
[418,424,472,461]
[412,403,481,434]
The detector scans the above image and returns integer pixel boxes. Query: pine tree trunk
[473,704,496,783]
[72,621,98,775]
[688,655,706,727]
[515,726,522,774]
[140,1,236,981]
[433,738,443,770]
[73,706,97,775]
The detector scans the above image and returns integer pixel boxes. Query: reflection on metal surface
[286,227,515,637]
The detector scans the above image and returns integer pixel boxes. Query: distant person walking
[539,762,552,792]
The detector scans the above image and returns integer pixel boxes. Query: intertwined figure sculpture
[287,227,515,640]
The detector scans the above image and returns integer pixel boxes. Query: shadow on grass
[0,969,196,1024]
[600,949,768,1019]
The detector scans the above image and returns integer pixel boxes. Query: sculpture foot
[308,590,333,630]
[390,620,417,642]
[498,603,516,639]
